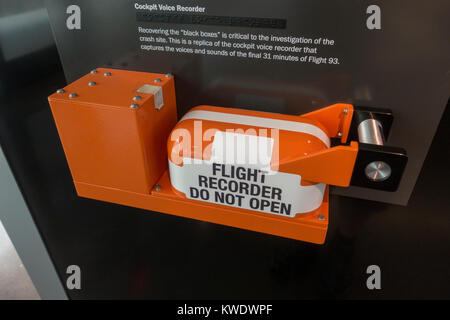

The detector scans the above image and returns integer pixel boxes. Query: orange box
[48,68,177,194]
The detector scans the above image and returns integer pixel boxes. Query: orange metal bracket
[302,103,354,143]
[278,142,358,187]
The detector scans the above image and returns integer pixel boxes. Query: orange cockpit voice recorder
[48,68,407,244]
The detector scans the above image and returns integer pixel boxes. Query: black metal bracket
[350,143,408,191]
[345,106,408,192]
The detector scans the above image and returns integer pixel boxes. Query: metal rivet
[90,69,98,74]
[133,96,142,101]
[68,93,78,98]
[154,78,162,83]
[337,132,343,137]
[104,72,111,76]
[318,214,325,221]
[56,89,65,94]
[343,108,348,114]
[88,81,96,86]
[155,185,162,191]
[130,103,139,109]
[165,73,172,78]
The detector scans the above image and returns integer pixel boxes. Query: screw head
[165,73,172,78]
[88,81,97,86]
[90,69,98,74]
[343,108,348,114]
[130,103,139,109]
[365,161,392,182]
[104,72,111,76]
[133,96,142,101]
[337,132,343,137]
[154,78,162,83]
[56,89,65,94]
[155,185,162,191]
[68,93,78,98]
[318,214,325,221]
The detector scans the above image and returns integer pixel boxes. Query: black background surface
[0,0,448,299]
[45,0,450,205]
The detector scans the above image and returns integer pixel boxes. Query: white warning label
[195,163,291,215]
[169,160,326,217]
[168,130,326,216]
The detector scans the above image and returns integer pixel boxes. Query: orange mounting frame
[48,68,357,244]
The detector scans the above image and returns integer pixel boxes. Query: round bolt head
[154,78,162,83]
[155,185,162,191]
[337,132,343,137]
[133,95,142,101]
[343,108,348,114]
[318,214,325,221]
[56,89,65,94]
[88,81,97,86]
[104,72,111,76]
[90,69,98,74]
[165,73,172,78]
[130,103,139,109]
[365,161,392,182]
[68,93,78,98]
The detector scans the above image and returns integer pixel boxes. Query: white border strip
[181,110,330,148]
